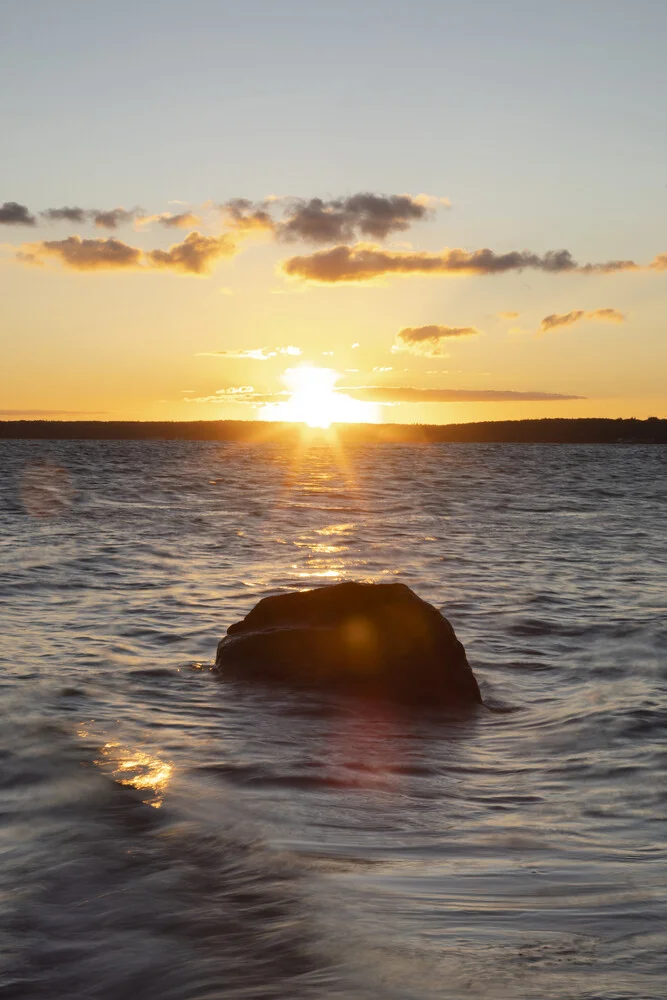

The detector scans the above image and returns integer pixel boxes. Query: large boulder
[215,582,482,706]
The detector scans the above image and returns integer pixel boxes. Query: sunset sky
[1,0,666,425]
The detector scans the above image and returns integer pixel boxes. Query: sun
[259,365,380,428]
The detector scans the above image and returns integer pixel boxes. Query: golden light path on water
[259,365,380,429]
[75,425,373,809]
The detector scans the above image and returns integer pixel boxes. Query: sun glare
[259,366,380,428]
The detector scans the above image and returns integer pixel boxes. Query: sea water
[0,438,665,999]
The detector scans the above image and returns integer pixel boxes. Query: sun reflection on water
[96,741,173,808]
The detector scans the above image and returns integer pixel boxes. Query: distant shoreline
[1,417,665,444]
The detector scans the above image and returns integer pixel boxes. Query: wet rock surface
[216,582,482,706]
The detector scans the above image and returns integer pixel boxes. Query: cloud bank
[540,307,626,332]
[393,324,480,356]
[12,191,439,243]
[341,386,584,403]
[280,244,641,283]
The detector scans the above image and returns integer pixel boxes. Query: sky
[1,0,666,425]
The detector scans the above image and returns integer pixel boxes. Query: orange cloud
[146,231,237,274]
[17,231,238,275]
[393,324,480,356]
[540,308,626,332]
[280,244,642,283]
[17,235,142,270]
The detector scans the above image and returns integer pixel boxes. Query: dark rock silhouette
[216,581,482,706]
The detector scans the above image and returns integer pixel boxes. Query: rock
[215,582,482,706]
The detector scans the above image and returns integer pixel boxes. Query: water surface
[1,439,665,999]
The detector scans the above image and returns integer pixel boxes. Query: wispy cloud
[340,386,584,403]
[40,205,203,230]
[184,386,282,404]
[37,206,140,228]
[498,310,519,319]
[196,346,302,360]
[0,202,36,226]
[136,211,201,230]
[392,324,480,356]
[540,307,626,332]
[280,244,641,283]
[0,408,109,416]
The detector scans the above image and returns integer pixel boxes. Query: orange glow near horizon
[259,365,380,428]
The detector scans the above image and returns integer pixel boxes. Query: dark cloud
[341,386,584,403]
[17,235,142,270]
[40,207,87,224]
[0,201,36,226]
[279,193,432,243]
[394,324,480,356]
[145,231,237,275]
[280,244,642,283]
[40,206,199,229]
[216,193,436,243]
[540,307,625,332]
[91,208,137,229]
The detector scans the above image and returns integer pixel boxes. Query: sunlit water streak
[0,439,665,999]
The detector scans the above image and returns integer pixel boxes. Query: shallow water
[1,438,665,999]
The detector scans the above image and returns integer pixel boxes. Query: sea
[0,437,665,1000]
